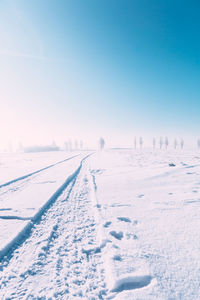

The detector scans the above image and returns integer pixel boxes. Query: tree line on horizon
[133,137,186,149]
[3,137,200,153]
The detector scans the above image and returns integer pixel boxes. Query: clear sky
[0,0,200,149]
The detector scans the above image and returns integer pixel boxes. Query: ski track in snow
[0,154,92,261]
[0,154,79,190]
[0,159,107,299]
[0,154,79,204]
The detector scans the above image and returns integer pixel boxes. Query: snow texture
[1,149,200,299]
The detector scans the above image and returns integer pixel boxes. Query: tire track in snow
[0,154,79,190]
[0,154,91,262]
[0,157,107,299]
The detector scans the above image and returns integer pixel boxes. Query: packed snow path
[0,160,107,299]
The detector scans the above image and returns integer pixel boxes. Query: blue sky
[0,0,200,148]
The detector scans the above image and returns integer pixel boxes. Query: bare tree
[153,137,156,149]
[64,141,68,151]
[174,138,178,149]
[80,140,83,150]
[8,142,13,153]
[68,139,72,151]
[165,137,169,150]
[134,137,137,149]
[197,139,200,149]
[139,137,143,149]
[180,138,184,149]
[18,142,24,153]
[52,140,56,147]
[159,137,163,149]
[99,137,105,150]
[74,140,78,150]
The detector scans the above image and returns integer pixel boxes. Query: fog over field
[1,0,200,299]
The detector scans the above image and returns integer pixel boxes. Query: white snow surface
[0,151,80,186]
[0,149,200,299]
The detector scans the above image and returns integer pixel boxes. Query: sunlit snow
[0,149,200,299]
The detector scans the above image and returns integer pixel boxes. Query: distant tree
[139,137,143,149]
[8,142,13,153]
[159,137,163,149]
[197,139,200,149]
[180,138,184,149]
[153,137,156,149]
[99,137,105,150]
[18,142,24,152]
[80,140,83,150]
[64,141,68,151]
[165,137,169,150]
[68,139,72,151]
[174,138,178,149]
[52,140,56,147]
[74,140,78,150]
[134,137,137,149]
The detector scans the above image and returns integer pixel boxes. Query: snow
[0,152,90,258]
[89,149,200,299]
[0,149,200,299]
[0,151,80,186]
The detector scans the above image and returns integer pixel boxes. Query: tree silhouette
[180,138,184,149]
[74,140,78,150]
[68,139,72,151]
[159,137,163,149]
[174,138,178,149]
[64,141,68,151]
[165,137,169,150]
[197,139,200,149]
[99,137,105,150]
[153,137,156,149]
[139,137,143,149]
[134,137,137,149]
[80,140,83,150]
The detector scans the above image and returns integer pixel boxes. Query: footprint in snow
[90,169,105,175]
[117,217,131,223]
[104,221,112,228]
[117,217,138,225]
[112,244,119,249]
[113,254,123,261]
[109,231,123,240]
[126,233,138,240]
[83,177,88,183]
[169,163,176,167]
[110,274,152,293]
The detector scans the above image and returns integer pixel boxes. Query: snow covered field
[0,149,200,299]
